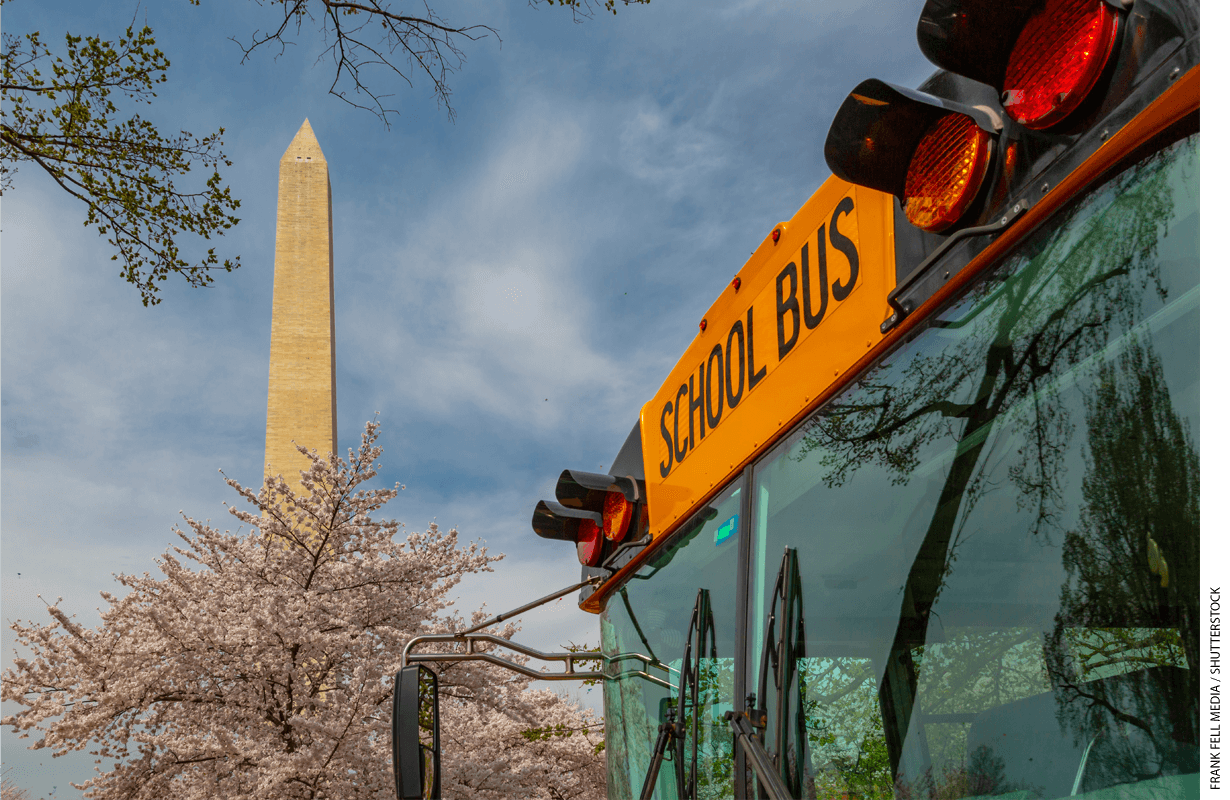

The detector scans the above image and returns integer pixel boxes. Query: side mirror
[393,665,441,800]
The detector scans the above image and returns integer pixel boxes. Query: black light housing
[917,0,1133,132]
[824,79,1001,202]
[532,470,647,567]
[916,0,1046,90]
[531,500,603,542]
[555,469,641,507]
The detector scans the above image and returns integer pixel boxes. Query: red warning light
[576,519,603,566]
[1002,0,1119,130]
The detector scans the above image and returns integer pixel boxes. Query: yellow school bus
[400,1,1200,798]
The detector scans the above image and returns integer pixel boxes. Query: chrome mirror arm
[403,633,673,689]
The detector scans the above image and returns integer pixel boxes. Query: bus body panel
[638,183,896,548]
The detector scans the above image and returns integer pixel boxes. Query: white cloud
[338,91,645,438]
[714,0,873,23]
[619,98,728,200]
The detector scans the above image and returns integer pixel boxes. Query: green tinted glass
[603,479,743,800]
[748,134,1199,800]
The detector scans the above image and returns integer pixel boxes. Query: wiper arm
[638,705,684,800]
[725,710,794,800]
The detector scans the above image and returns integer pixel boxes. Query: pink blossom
[3,422,604,799]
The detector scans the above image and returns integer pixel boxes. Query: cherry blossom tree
[441,687,605,800]
[2,421,605,799]
[1,767,33,800]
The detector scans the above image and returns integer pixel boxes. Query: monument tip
[281,118,326,163]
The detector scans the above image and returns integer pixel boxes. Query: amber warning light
[824,79,1000,234]
[904,113,993,232]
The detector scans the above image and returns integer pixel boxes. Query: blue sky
[1,1,1216,797]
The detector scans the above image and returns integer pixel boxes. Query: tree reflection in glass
[1044,336,1199,794]
[749,134,1198,799]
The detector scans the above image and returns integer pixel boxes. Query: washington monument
[264,119,338,486]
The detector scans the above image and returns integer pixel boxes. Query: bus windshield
[603,132,1199,800]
